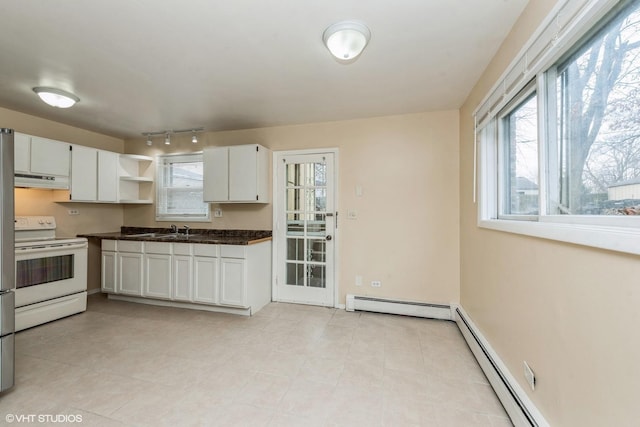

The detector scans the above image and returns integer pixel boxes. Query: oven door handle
[15,242,88,255]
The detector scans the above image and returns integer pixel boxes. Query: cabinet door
[203,146,229,202]
[98,150,118,202]
[101,251,117,293]
[220,257,247,307]
[173,254,193,301]
[144,253,172,299]
[70,145,98,201]
[117,252,143,296]
[14,133,30,173]
[30,137,70,176]
[193,256,219,304]
[228,145,257,201]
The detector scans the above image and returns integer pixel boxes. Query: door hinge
[256,146,259,152]
[69,194,72,200]
[256,195,259,201]
[69,145,72,151]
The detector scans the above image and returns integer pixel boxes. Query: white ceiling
[0,0,528,139]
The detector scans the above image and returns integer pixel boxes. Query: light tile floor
[0,294,512,426]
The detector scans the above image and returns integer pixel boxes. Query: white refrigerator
[0,128,15,392]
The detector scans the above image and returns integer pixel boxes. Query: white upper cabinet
[70,145,98,201]
[14,133,70,188]
[14,132,30,173]
[203,144,270,203]
[30,136,70,176]
[66,146,118,202]
[98,150,118,202]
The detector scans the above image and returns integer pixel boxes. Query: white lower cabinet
[144,242,172,299]
[193,243,219,304]
[117,252,143,296]
[220,257,246,307]
[101,239,271,314]
[172,243,193,302]
[101,250,116,293]
[193,256,219,304]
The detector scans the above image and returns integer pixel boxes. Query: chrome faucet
[183,225,191,236]
[170,224,178,234]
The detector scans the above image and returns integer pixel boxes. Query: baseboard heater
[345,294,452,320]
[454,306,549,427]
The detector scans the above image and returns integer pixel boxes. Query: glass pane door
[276,152,335,306]
[285,161,327,288]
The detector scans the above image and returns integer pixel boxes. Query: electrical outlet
[214,208,223,218]
[355,275,362,286]
[371,280,381,288]
[68,209,79,216]
[523,361,536,391]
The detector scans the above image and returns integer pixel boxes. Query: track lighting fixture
[141,127,204,146]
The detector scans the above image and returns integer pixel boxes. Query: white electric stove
[14,216,88,331]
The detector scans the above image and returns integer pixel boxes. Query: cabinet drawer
[145,242,171,254]
[173,243,193,256]
[117,240,143,253]
[193,244,218,257]
[102,240,116,251]
[220,245,246,259]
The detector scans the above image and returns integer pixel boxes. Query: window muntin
[552,0,640,217]
[156,153,210,221]
[499,90,539,217]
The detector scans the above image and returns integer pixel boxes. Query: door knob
[326,235,332,241]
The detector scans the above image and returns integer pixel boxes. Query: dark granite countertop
[79,227,272,245]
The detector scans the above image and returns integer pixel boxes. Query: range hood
[15,173,69,189]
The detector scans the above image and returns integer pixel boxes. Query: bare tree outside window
[557,0,640,215]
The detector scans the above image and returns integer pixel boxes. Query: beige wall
[3,107,126,290]
[460,1,640,426]
[125,111,461,305]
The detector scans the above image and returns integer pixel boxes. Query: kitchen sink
[125,232,200,239]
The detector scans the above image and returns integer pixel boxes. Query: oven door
[15,241,88,308]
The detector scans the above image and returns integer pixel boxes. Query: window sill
[478,219,640,256]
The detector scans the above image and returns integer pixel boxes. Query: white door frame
[271,148,339,308]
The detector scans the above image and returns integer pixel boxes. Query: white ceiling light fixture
[323,20,371,63]
[164,133,171,145]
[32,87,79,108]
[192,131,198,144]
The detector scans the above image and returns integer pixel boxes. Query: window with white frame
[156,153,210,221]
[498,83,539,218]
[476,0,640,254]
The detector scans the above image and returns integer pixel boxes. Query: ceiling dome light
[192,132,198,144]
[33,87,79,108]
[164,133,171,145]
[323,21,371,62]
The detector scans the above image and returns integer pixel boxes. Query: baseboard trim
[345,294,452,320]
[454,305,550,427]
[107,294,252,316]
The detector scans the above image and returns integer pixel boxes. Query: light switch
[355,185,363,197]
[348,210,357,219]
